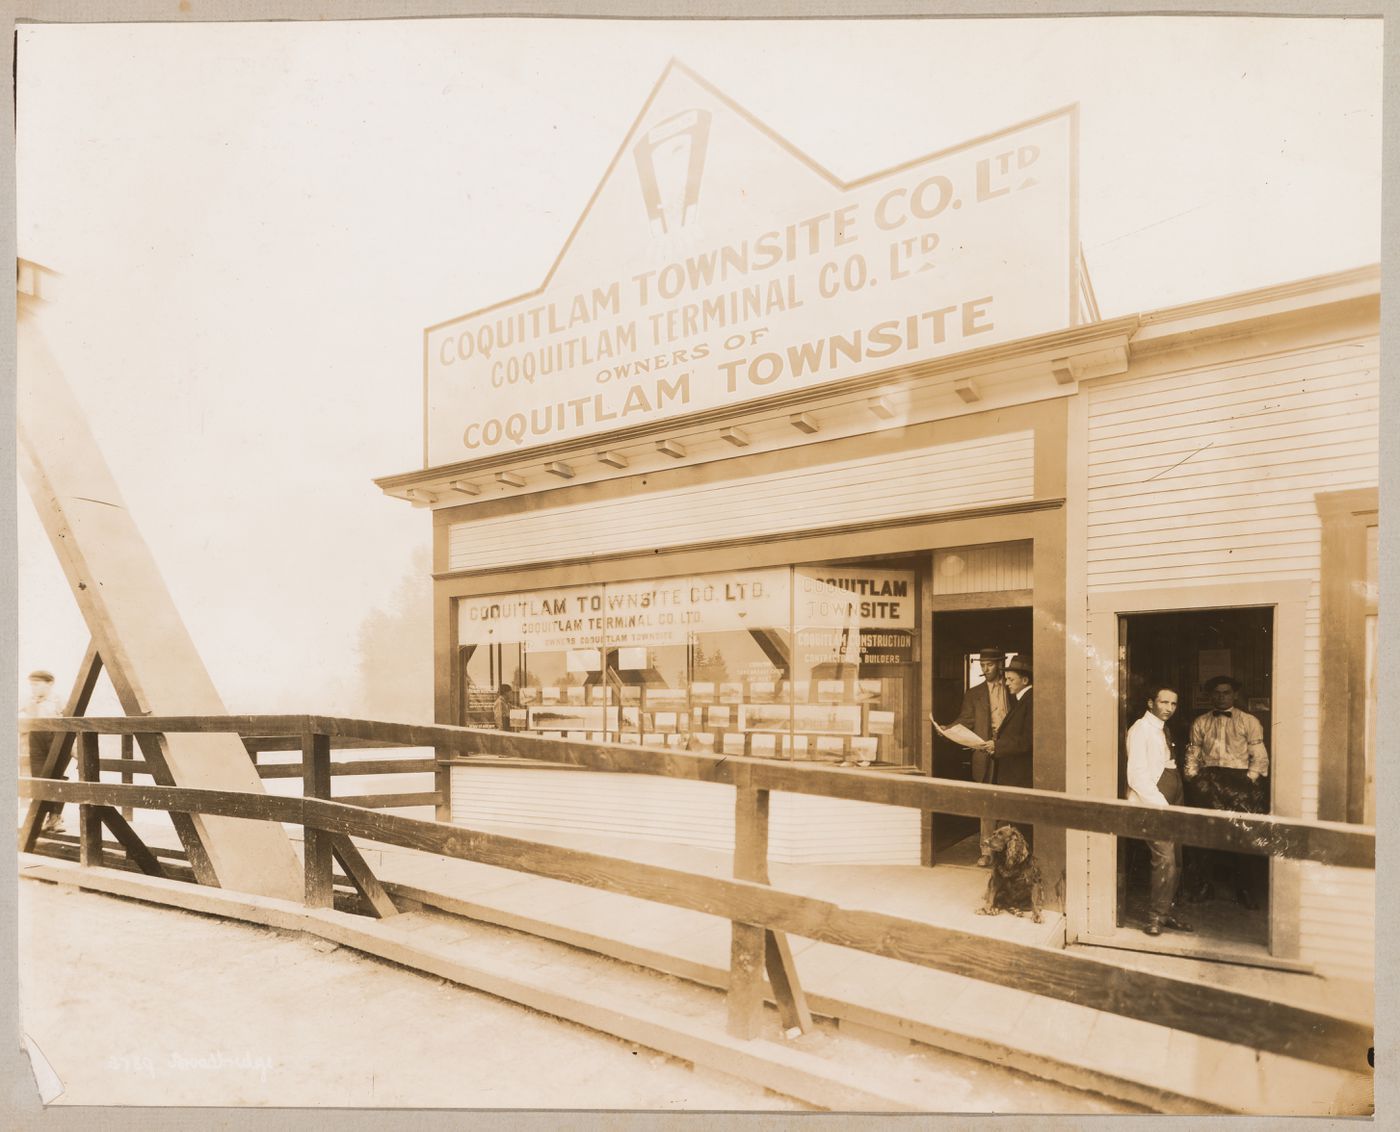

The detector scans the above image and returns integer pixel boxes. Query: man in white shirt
[1125,686,1193,937]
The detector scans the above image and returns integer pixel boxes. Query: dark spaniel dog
[978,825,1044,923]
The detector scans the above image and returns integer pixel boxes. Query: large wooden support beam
[17,310,301,901]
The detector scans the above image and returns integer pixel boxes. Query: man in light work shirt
[1185,675,1270,909]
[1125,686,1193,936]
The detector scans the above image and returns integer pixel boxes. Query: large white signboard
[425,64,1077,466]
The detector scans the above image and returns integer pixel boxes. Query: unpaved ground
[17,880,796,1110]
[17,878,1139,1112]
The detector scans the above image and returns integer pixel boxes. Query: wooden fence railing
[19,714,1374,1075]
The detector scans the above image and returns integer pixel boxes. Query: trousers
[1147,767,1184,920]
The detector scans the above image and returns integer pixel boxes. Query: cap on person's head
[1204,675,1241,692]
[976,647,1006,661]
[28,670,54,683]
[1005,656,1033,678]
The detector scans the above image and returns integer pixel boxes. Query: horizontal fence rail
[19,773,1372,1073]
[28,715,1376,868]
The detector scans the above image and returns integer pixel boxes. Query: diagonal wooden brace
[329,834,398,919]
[727,778,811,1039]
[95,806,167,878]
[135,733,220,888]
[765,929,813,1035]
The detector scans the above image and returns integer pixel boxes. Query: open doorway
[1116,607,1273,950]
[930,607,1033,864]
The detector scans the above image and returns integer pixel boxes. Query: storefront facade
[1071,266,1379,982]
[421,390,1076,872]
[377,64,1376,982]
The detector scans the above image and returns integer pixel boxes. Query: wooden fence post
[728,773,770,1039]
[120,733,134,821]
[302,731,333,908]
[78,732,102,868]
[728,770,813,1040]
[435,742,452,823]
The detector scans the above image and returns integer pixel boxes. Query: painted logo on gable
[634,109,711,237]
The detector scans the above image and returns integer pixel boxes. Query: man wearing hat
[19,670,64,833]
[946,648,1018,853]
[1184,674,1269,909]
[991,655,1034,791]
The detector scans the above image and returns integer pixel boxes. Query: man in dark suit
[989,656,1033,789]
[988,655,1034,851]
[951,646,1011,850]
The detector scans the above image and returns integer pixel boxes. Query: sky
[13,14,1383,715]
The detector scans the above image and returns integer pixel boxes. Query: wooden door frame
[1080,581,1308,960]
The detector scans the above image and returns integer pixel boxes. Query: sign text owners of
[425,109,1076,464]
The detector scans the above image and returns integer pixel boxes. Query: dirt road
[18,878,1137,1113]
[18,880,797,1110]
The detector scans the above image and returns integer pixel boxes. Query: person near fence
[1184,674,1270,910]
[19,669,64,833]
[952,645,1010,857]
[1125,685,1194,936]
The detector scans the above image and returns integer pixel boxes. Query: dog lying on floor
[977,825,1044,924]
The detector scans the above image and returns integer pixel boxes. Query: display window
[458,557,920,766]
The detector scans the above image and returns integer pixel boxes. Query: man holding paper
[934,646,1011,854]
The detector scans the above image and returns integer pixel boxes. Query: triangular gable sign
[425,61,1078,466]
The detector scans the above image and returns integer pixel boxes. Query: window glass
[684,568,791,756]
[597,576,696,744]
[457,559,918,766]
[794,563,918,765]
[459,584,608,735]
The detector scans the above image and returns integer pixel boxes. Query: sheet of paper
[934,720,988,748]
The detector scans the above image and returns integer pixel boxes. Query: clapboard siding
[1086,384,1378,446]
[1086,335,1377,980]
[1080,416,1377,478]
[1297,864,1375,982]
[1086,454,1377,505]
[1085,345,1377,417]
[448,431,1034,572]
[449,766,921,864]
[932,541,1034,594]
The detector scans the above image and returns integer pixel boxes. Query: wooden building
[376,64,1376,984]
